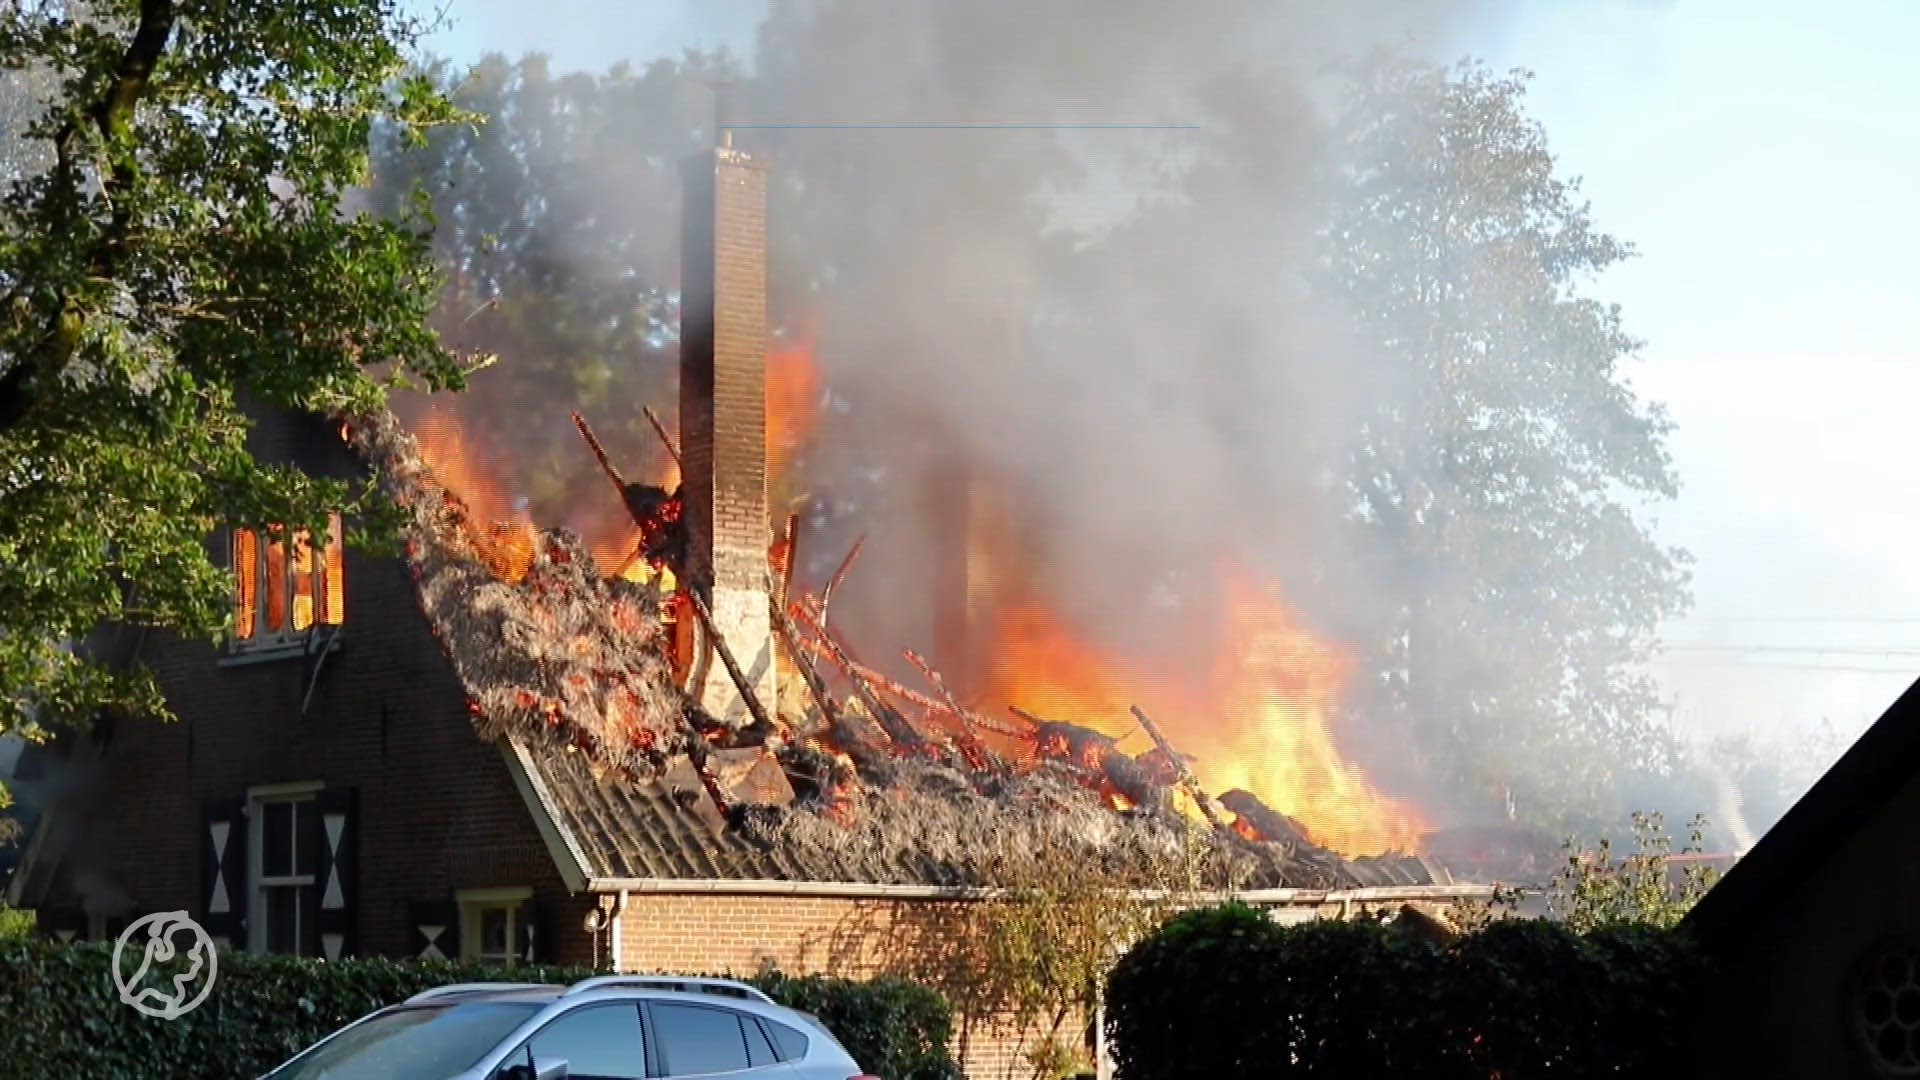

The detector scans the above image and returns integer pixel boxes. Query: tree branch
[0,0,176,431]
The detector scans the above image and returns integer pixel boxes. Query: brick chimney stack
[680,113,778,724]
[927,453,983,691]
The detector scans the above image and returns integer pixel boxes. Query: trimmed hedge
[0,940,961,1079]
[1105,903,1709,1079]
[756,970,964,1080]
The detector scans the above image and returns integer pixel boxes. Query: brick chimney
[927,453,982,691]
[926,450,1028,697]
[680,126,778,725]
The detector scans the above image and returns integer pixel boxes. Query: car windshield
[269,1001,540,1080]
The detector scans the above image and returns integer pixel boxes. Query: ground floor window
[248,783,320,955]
[458,887,532,966]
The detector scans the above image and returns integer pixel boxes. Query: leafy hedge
[0,940,961,1079]
[1105,903,1710,1079]
[756,970,964,1080]
[0,902,34,941]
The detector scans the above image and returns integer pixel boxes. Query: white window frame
[458,886,533,967]
[230,515,346,654]
[247,781,323,955]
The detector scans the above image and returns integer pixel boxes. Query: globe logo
[112,911,219,1020]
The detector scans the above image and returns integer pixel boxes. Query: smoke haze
[396,0,1678,837]
[737,1,1500,655]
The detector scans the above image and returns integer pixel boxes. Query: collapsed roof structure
[352,129,1453,896]
[354,396,1447,892]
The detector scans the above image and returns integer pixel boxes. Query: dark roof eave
[1684,674,1920,947]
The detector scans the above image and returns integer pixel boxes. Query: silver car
[261,976,879,1080]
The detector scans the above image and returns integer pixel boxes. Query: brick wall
[613,892,1092,1080]
[47,407,588,963]
[608,891,1464,1080]
[679,145,778,725]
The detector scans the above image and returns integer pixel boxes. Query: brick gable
[23,406,594,963]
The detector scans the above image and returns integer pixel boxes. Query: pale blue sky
[1465,2,1920,751]
[410,1,1920,757]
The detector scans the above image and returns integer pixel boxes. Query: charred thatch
[1219,788,1313,848]
[736,756,1349,890]
[352,410,694,779]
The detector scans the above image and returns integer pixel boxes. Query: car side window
[509,1003,645,1080]
[742,1016,778,1067]
[651,1002,757,1076]
[762,1019,810,1062]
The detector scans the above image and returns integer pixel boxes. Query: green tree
[870,832,1218,1080]
[1319,59,1692,830]
[0,2,465,749]
[361,53,737,536]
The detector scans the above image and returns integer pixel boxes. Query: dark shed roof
[1685,676,1920,948]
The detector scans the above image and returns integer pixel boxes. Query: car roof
[399,984,565,1005]
[398,981,814,1026]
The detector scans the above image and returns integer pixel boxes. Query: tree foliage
[833,831,1217,1080]
[1320,59,1693,829]
[0,1,467,742]
[362,52,737,535]
[960,839,1206,1080]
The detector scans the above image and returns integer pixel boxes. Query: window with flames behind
[232,515,346,646]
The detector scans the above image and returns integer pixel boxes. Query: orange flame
[322,522,347,625]
[404,314,816,585]
[590,530,679,587]
[412,407,537,583]
[767,325,822,490]
[982,567,1423,857]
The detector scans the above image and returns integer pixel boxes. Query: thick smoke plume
[736,1,1502,749]
[398,0,1563,835]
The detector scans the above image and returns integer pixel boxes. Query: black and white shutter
[409,900,460,962]
[308,786,358,961]
[200,796,248,949]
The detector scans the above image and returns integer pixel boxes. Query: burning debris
[571,410,687,578]
[352,412,694,777]
[735,754,1347,890]
[982,583,1427,858]
[346,405,1441,890]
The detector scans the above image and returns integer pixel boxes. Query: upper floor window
[232,515,345,649]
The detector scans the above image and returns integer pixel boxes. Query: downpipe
[582,889,632,971]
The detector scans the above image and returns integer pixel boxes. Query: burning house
[5,131,1485,1076]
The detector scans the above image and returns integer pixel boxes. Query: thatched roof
[358,409,1444,891]
[352,412,693,779]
